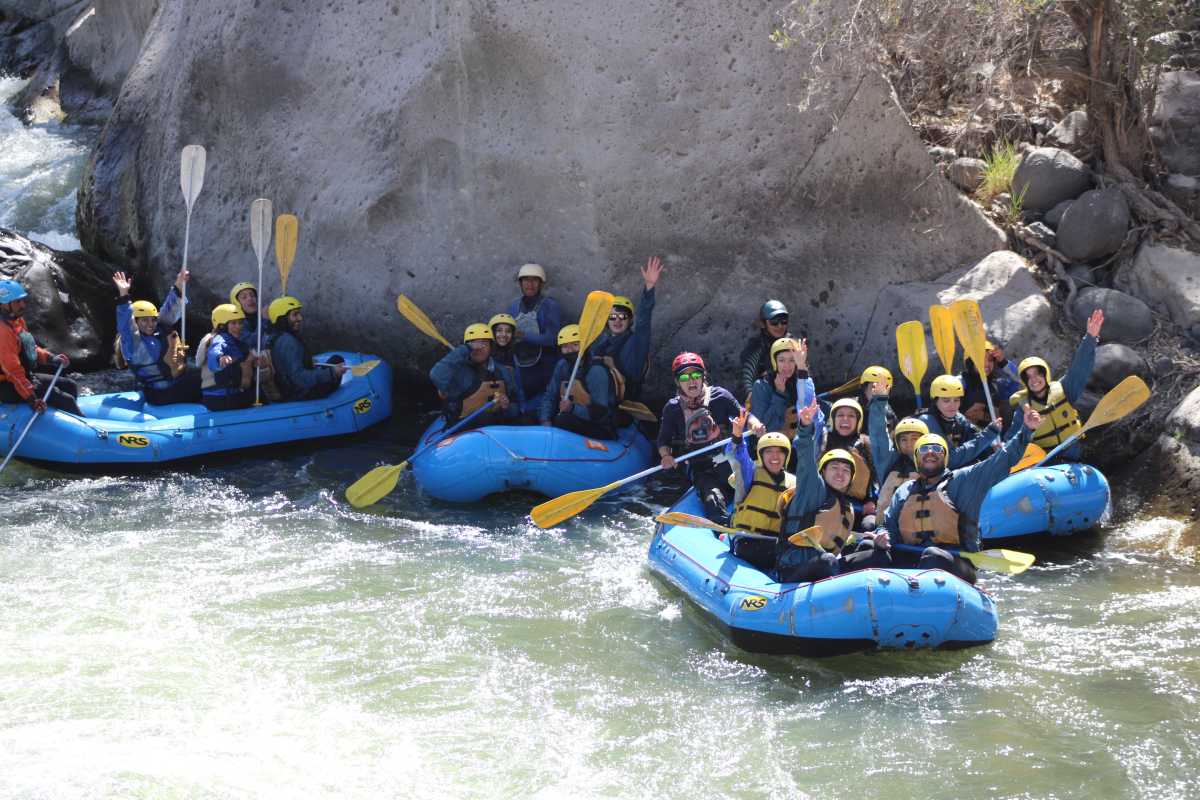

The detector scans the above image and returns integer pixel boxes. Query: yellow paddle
[532,437,731,528]
[893,543,1036,575]
[395,294,452,349]
[818,376,860,400]
[314,359,380,377]
[345,401,496,508]
[929,304,956,374]
[1032,375,1150,467]
[560,291,615,403]
[1009,443,1046,473]
[618,400,658,422]
[655,512,824,553]
[951,299,996,423]
[895,320,929,405]
[274,213,299,295]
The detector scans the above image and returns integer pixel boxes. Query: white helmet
[517,263,547,282]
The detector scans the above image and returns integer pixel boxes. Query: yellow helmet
[756,431,792,461]
[517,263,547,282]
[930,374,965,398]
[818,448,857,477]
[268,296,303,324]
[130,300,158,319]
[611,295,635,316]
[860,365,893,391]
[1017,356,1052,386]
[893,417,929,442]
[557,324,582,346]
[463,323,494,343]
[829,398,863,432]
[489,313,517,332]
[229,281,257,306]
[769,337,799,371]
[211,303,246,328]
[914,433,950,468]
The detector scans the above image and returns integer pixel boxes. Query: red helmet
[671,352,706,376]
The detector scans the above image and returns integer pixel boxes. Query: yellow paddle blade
[950,299,988,374]
[655,511,740,534]
[823,376,860,397]
[1081,375,1150,434]
[960,548,1036,576]
[349,359,380,377]
[895,320,929,397]
[531,480,621,529]
[396,294,452,349]
[619,401,658,422]
[274,213,299,294]
[578,290,615,351]
[345,461,406,508]
[929,304,956,374]
[786,525,826,550]
[1009,443,1047,473]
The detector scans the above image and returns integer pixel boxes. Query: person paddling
[266,296,347,402]
[590,256,663,402]
[539,324,620,439]
[430,323,521,427]
[0,279,81,415]
[113,269,199,406]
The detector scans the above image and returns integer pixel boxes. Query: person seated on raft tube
[507,263,561,411]
[880,404,1044,584]
[658,351,762,527]
[539,324,621,440]
[855,365,897,434]
[112,269,201,406]
[589,255,663,403]
[736,299,792,402]
[917,374,1004,468]
[228,281,261,351]
[775,398,892,583]
[748,337,807,448]
[266,296,347,402]
[961,339,1021,427]
[1005,308,1104,463]
[719,411,797,572]
[0,279,82,416]
[201,304,259,411]
[488,313,535,417]
[821,397,879,527]
[430,323,522,426]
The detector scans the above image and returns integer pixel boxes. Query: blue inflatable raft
[648,491,998,656]
[410,417,655,502]
[979,463,1110,541]
[0,351,391,466]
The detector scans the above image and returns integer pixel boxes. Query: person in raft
[430,322,522,426]
[228,281,261,351]
[880,403,1044,584]
[113,269,200,406]
[821,397,878,528]
[736,299,792,401]
[0,279,81,415]
[1006,308,1104,463]
[589,255,663,403]
[855,365,897,434]
[961,339,1021,426]
[489,313,536,418]
[201,304,256,411]
[918,374,1002,468]
[658,351,762,527]
[507,263,561,411]
[539,324,622,440]
[774,397,892,582]
[748,336,807,445]
[265,296,347,402]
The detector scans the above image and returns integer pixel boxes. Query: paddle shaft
[413,401,496,462]
[0,361,65,475]
[254,256,264,405]
[613,436,733,493]
[181,206,192,346]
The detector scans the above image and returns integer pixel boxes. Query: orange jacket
[0,316,51,401]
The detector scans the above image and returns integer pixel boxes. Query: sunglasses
[467,340,491,350]
[676,370,704,383]
[608,312,631,322]
[917,443,946,456]
[767,316,789,325]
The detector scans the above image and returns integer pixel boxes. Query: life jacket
[897,474,974,547]
[781,487,855,550]
[731,466,796,536]
[513,296,544,368]
[16,329,38,374]
[113,328,186,388]
[459,362,508,418]
[877,455,917,515]
[933,412,975,449]
[562,356,626,406]
[202,331,251,396]
[823,435,873,501]
[1010,381,1083,450]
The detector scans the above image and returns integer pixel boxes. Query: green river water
[2,416,1198,800]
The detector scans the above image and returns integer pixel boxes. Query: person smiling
[589,256,663,402]
[736,299,792,401]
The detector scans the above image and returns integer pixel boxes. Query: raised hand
[731,407,749,438]
[175,267,190,292]
[864,379,888,400]
[798,397,819,427]
[642,256,664,290]
[1022,403,1043,431]
[796,337,808,371]
[113,271,132,297]
[1086,308,1104,338]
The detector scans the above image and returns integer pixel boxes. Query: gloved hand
[29,397,47,413]
[53,353,69,366]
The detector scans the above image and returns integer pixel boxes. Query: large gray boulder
[1131,384,1200,531]
[1071,286,1154,344]
[1011,147,1092,212]
[1056,187,1130,261]
[1117,242,1200,337]
[1045,110,1090,154]
[1151,71,1200,176]
[74,0,1004,393]
[1089,342,1149,391]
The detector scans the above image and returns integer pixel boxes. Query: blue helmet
[0,280,28,304]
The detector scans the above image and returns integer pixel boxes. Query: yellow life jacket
[461,377,507,418]
[780,488,854,551]
[1010,381,1082,450]
[731,466,796,536]
[877,456,917,515]
[562,357,626,407]
[897,477,961,546]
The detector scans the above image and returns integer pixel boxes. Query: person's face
[520,277,542,298]
[2,299,26,317]
[896,431,921,457]
[822,461,852,492]
[135,316,157,335]
[833,408,858,436]
[918,443,946,476]
[560,342,580,356]
[236,288,258,314]
[227,319,244,338]
[1024,367,1048,394]
[765,314,788,338]
[761,446,787,473]
[677,370,705,398]
[774,350,796,378]
[287,309,303,331]
[493,324,514,347]
[607,309,631,335]
[467,339,492,363]
[936,396,961,417]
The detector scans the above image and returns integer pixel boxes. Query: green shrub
[976,141,1020,204]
